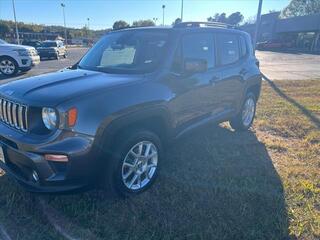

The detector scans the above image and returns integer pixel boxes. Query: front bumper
[0,126,96,193]
[17,55,40,68]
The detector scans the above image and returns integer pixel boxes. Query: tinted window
[42,42,58,47]
[217,33,239,65]
[239,36,247,57]
[182,33,215,69]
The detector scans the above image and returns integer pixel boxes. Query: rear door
[213,33,246,114]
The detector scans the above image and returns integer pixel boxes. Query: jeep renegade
[0,22,261,196]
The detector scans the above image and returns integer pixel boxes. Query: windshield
[41,42,57,47]
[79,30,169,74]
[0,39,7,44]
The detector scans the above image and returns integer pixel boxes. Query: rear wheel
[230,93,256,131]
[0,57,18,77]
[102,130,162,197]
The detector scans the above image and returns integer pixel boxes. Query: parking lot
[257,51,320,80]
[1,49,320,84]
[0,47,88,84]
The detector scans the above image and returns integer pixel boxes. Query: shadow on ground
[32,125,290,240]
[263,74,320,129]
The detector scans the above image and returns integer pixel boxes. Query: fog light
[45,154,69,162]
[32,171,39,182]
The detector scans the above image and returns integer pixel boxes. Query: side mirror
[184,58,208,74]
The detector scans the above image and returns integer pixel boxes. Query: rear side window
[182,33,215,69]
[217,33,240,65]
[239,36,247,58]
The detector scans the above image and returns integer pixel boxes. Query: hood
[0,69,144,107]
[0,43,35,51]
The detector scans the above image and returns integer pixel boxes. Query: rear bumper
[38,51,58,58]
[0,128,96,193]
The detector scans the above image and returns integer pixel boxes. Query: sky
[0,0,290,30]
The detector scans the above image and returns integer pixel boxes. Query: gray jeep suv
[0,22,261,196]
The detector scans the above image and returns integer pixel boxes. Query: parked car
[22,40,42,49]
[256,39,293,50]
[37,40,67,59]
[0,22,261,196]
[0,39,40,77]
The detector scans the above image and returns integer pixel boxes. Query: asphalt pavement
[0,47,88,84]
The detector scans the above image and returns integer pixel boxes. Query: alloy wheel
[0,59,16,75]
[121,141,158,191]
[242,97,255,127]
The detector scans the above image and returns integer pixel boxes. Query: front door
[168,32,222,130]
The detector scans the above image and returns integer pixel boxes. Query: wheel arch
[93,106,173,157]
[0,55,18,65]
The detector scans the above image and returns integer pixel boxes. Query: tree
[132,20,155,27]
[172,18,182,26]
[0,21,11,38]
[113,20,130,30]
[227,12,244,26]
[207,12,243,26]
[281,0,320,18]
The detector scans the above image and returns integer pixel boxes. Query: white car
[0,39,40,77]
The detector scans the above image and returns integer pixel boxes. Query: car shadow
[262,74,320,129]
[28,124,290,240]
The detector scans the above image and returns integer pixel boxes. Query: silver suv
[0,39,40,77]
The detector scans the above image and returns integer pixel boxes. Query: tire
[102,129,162,197]
[55,52,60,60]
[0,56,18,77]
[230,92,257,131]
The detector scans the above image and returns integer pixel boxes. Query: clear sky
[0,0,290,30]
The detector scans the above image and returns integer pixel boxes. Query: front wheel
[230,93,257,131]
[0,57,18,77]
[102,130,162,197]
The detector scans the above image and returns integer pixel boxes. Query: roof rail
[173,21,236,29]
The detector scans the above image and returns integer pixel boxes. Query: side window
[239,36,247,58]
[217,33,240,65]
[182,33,215,69]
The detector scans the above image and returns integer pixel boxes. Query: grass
[0,79,319,240]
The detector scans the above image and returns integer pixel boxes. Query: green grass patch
[0,79,319,239]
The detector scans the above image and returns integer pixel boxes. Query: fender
[93,104,173,156]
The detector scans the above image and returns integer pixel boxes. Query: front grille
[0,97,28,132]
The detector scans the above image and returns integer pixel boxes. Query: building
[241,12,320,52]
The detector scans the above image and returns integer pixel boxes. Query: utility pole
[181,0,184,22]
[162,5,165,26]
[253,0,263,52]
[87,18,90,39]
[12,0,20,44]
[61,3,67,47]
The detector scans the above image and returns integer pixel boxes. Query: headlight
[42,107,58,130]
[13,49,31,56]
